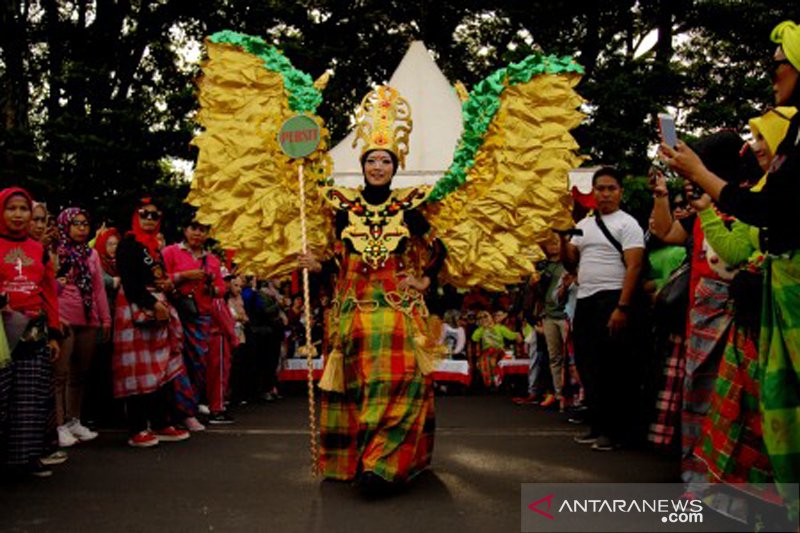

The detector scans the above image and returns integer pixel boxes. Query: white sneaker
[183,417,206,432]
[197,404,210,415]
[41,450,69,466]
[57,425,78,448]
[67,419,98,441]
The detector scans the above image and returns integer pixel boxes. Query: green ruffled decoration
[428,54,583,203]
[209,30,322,113]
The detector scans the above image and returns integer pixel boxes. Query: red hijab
[0,187,34,238]
[126,198,162,259]
[95,227,121,276]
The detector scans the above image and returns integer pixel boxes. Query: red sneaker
[128,430,159,448]
[153,426,190,442]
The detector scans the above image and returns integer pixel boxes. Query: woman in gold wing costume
[299,86,446,490]
[188,30,585,490]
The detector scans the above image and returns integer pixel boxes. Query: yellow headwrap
[771,20,800,71]
[749,106,797,155]
[749,106,797,191]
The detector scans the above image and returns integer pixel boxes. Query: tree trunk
[0,0,32,175]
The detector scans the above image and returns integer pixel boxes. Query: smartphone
[683,181,704,200]
[658,113,678,148]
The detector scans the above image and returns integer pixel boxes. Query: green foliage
[1,0,798,234]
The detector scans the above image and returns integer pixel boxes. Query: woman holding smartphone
[662,20,800,521]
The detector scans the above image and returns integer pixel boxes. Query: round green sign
[278,115,321,158]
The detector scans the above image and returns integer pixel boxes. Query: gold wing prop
[187,31,334,278]
[425,55,585,291]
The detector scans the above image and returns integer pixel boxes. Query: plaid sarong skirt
[648,332,686,448]
[112,289,185,398]
[0,336,52,466]
[760,254,800,520]
[694,324,780,505]
[682,277,733,482]
[320,255,435,482]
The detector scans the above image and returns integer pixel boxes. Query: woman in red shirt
[0,187,61,477]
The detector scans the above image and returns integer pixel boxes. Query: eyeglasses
[138,209,162,221]
[71,220,90,228]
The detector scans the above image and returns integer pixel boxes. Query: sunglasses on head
[138,209,162,221]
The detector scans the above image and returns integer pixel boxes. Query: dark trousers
[125,383,173,435]
[573,290,635,442]
[229,344,248,402]
[248,326,282,397]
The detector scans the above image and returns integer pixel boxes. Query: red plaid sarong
[112,289,185,398]
[682,277,733,482]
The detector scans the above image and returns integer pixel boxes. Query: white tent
[329,41,464,188]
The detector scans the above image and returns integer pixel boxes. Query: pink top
[58,249,111,327]
[161,243,225,315]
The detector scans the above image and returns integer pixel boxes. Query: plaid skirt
[476,347,505,389]
[760,255,800,520]
[172,313,211,417]
[648,332,686,448]
[682,277,733,482]
[112,289,185,398]
[320,256,435,482]
[0,337,52,466]
[694,325,780,505]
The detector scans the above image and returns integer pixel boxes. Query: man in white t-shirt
[559,166,645,452]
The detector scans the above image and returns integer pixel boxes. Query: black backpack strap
[594,213,626,266]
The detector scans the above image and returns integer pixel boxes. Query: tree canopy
[1,0,798,232]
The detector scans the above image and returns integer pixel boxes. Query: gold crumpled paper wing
[426,72,585,291]
[187,40,334,278]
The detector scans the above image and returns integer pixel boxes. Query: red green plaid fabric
[682,277,733,482]
[475,347,505,388]
[112,289,185,398]
[694,326,781,504]
[320,255,435,482]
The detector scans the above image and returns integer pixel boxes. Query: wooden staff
[297,162,320,477]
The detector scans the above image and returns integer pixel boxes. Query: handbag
[2,309,31,353]
[655,261,691,309]
[172,255,207,318]
[173,293,199,318]
[653,261,690,334]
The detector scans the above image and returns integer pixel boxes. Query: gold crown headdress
[352,85,412,169]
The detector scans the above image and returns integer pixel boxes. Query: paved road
[0,394,680,533]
